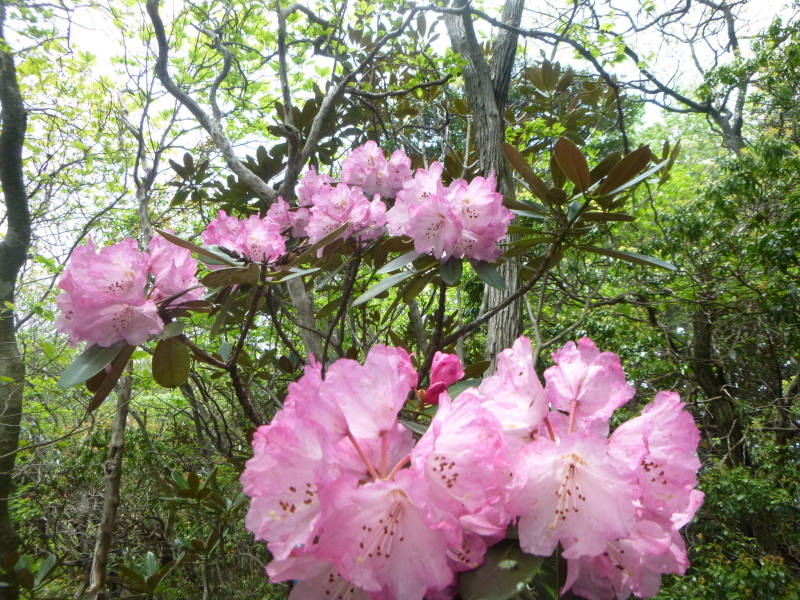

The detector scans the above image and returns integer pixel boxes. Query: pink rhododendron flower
[266,196,310,238]
[563,510,690,600]
[609,391,704,520]
[387,162,445,236]
[507,432,638,559]
[201,210,242,252]
[55,238,163,347]
[239,214,286,262]
[242,337,703,600]
[405,195,462,259]
[306,183,388,253]
[201,210,286,262]
[315,471,454,598]
[468,336,549,455]
[387,168,513,261]
[242,345,512,600]
[340,141,413,199]
[544,338,635,432]
[148,233,205,305]
[297,166,335,206]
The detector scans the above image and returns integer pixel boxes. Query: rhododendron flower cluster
[340,140,413,199]
[242,337,703,600]
[55,236,205,347]
[287,143,513,261]
[202,210,286,263]
[387,163,514,262]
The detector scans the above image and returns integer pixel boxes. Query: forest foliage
[0,0,799,599]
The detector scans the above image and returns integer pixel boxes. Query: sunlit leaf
[352,271,418,306]
[58,341,126,389]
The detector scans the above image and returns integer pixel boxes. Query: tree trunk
[690,302,747,466]
[445,0,524,371]
[87,373,132,600]
[0,3,31,597]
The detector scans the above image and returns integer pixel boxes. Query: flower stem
[347,431,380,481]
[387,454,411,480]
[381,432,388,479]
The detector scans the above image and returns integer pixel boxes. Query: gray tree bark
[87,373,132,600]
[445,0,524,371]
[0,2,32,598]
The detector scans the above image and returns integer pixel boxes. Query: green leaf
[399,419,429,436]
[577,246,678,271]
[273,267,321,282]
[377,250,419,275]
[152,338,191,388]
[469,260,506,291]
[159,321,185,340]
[34,554,57,587]
[589,151,622,185]
[201,263,260,288]
[352,271,418,306]
[316,297,344,321]
[86,345,137,413]
[462,360,491,379]
[439,256,463,286]
[143,551,159,579]
[154,229,239,266]
[171,469,189,489]
[41,341,59,361]
[448,378,481,399]
[579,211,635,223]
[58,341,127,389]
[458,539,543,600]
[503,143,549,202]
[598,158,669,198]
[566,199,583,223]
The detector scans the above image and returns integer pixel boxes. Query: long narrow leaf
[377,250,419,275]
[577,245,677,271]
[58,341,127,389]
[352,271,418,306]
[154,229,238,266]
[469,260,507,291]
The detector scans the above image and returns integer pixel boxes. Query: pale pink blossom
[202,210,242,252]
[387,162,445,236]
[544,338,635,430]
[388,168,513,261]
[563,511,689,600]
[297,166,335,206]
[55,238,163,347]
[201,210,286,262]
[507,433,638,559]
[148,233,205,305]
[405,195,461,259]
[471,336,549,455]
[306,184,388,252]
[267,197,310,238]
[340,141,413,199]
[241,411,326,560]
[239,214,286,262]
[609,391,703,520]
[411,392,508,523]
[58,238,149,307]
[315,471,454,599]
